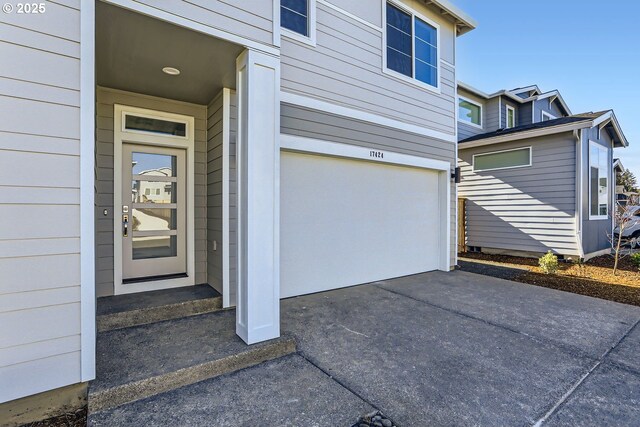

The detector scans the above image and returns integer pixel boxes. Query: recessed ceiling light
[162,67,181,76]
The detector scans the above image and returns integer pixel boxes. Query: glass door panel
[122,144,186,281]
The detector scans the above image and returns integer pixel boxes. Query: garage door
[280,150,442,298]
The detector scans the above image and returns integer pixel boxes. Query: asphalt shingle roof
[459,111,607,144]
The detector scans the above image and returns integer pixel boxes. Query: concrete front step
[96,284,223,332]
[89,309,296,413]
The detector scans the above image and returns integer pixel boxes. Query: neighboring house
[613,158,639,206]
[614,158,626,205]
[457,83,629,260]
[0,0,476,411]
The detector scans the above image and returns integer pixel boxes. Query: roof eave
[593,111,629,148]
[458,121,592,149]
[427,0,477,36]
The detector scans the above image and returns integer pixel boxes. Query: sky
[451,0,640,177]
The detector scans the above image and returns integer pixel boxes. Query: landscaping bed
[459,252,640,307]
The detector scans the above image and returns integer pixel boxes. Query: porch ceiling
[96,1,243,105]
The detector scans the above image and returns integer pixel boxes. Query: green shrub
[631,252,640,269]
[539,251,559,274]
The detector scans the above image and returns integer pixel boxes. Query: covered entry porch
[93,1,280,345]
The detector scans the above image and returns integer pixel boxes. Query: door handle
[123,214,129,237]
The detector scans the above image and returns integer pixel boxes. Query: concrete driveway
[91,271,640,426]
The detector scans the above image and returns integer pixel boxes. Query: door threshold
[123,272,188,285]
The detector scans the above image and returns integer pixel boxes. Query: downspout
[574,129,585,259]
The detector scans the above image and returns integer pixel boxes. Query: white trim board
[80,0,96,383]
[280,91,456,143]
[281,133,451,171]
[281,133,451,271]
[318,0,382,32]
[222,88,232,308]
[102,0,280,56]
[113,105,197,295]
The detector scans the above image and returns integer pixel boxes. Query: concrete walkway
[90,271,640,426]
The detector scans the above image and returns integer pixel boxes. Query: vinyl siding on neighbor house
[0,1,82,403]
[281,0,458,137]
[95,87,208,297]
[534,98,565,122]
[458,134,581,256]
[281,103,457,267]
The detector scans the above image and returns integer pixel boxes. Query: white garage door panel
[281,151,441,298]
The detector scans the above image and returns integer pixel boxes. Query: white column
[235,48,281,344]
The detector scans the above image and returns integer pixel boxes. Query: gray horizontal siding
[281,103,456,268]
[533,98,565,122]
[281,1,457,137]
[518,101,533,126]
[459,133,580,256]
[206,90,238,305]
[323,0,382,27]
[95,87,208,297]
[123,0,274,47]
[206,93,223,295]
[0,0,82,403]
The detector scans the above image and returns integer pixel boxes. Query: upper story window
[541,111,556,122]
[459,97,482,128]
[281,0,316,43]
[385,2,439,90]
[473,147,532,172]
[589,141,609,219]
[506,105,516,128]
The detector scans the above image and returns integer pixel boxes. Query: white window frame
[588,140,609,220]
[281,0,317,47]
[458,95,483,129]
[506,105,516,128]
[382,0,441,94]
[122,111,190,140]
[541,111,557,121]
[472,146,532,172]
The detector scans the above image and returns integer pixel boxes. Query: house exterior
[0,0,476,412]
[457,83,629,259]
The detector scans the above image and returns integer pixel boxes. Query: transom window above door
[385,1,439,90]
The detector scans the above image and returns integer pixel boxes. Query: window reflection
[132,208,176,232]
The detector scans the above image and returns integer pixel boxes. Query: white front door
[122,144,187,282]
[113,105,195,295]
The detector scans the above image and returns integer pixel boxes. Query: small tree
[610,195,639,275]
[617,170,639,193]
